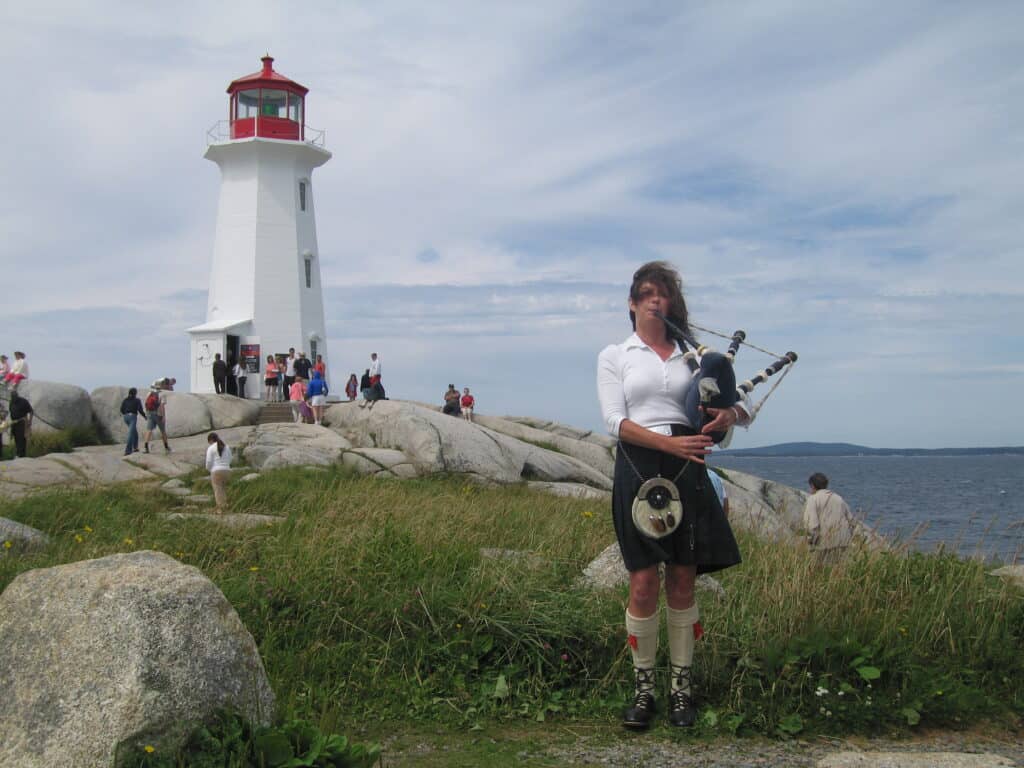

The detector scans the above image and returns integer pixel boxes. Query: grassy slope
[1,466,1021,749]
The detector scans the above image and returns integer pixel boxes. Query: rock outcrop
[0,551,274,768]
[13,381,93,435]
[0,517,49,555]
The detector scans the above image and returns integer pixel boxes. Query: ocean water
[708,454,1024,564]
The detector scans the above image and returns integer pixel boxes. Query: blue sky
[1,1,1022,448]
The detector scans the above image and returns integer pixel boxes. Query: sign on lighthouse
[187,55,331,398]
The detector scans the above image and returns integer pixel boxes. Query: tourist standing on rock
[369,352,381,389]
[359,369,372,404]
[597,261,752,731]
[461,387,475,422]
[345,373,358,402]
[284,348,297,392]
[212,353,228,394]
[205,432,232,510]
[264,355,280,401]
[7,389,34,458]
[233,358,247,399]
[4,351,29,388]
[294,351,312,382]
[803,473,858,563]
[119,388,146,456]
[288,378,307,423]
[314,354,327,381]
[306,370,328,425]
[143,386,171,454]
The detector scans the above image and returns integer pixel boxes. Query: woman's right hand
[662,433,714,464]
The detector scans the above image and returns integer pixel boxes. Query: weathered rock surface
[989,565,1024,590]
[525,481,611,501]
[0,517,49,554]
[818,752,1015,767]
[91,387,214,443]
[163,512,286,529]
[13,380,93,435]
[193,394,261,429]
[0,550,274,768]
[325,400,612,490]
[241,423,351,469]
[474,414,614,477]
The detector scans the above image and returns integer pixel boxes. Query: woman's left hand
[701,406,738,436]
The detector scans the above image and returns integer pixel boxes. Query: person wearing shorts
[306,370,328,425]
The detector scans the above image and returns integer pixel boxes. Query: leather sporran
[631,476,683,540]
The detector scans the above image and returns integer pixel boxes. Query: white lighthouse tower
[187,55,331,397]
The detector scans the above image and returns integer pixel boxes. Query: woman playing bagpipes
[596,260,754,730]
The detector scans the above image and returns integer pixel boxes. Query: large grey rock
[500,415,617,449]
[324,400,612,490]
[241,423,351,470]
[474,414,614,477]
[193,394,261,429]
[0,551,274,768]
[90,387,213,443]
[0,517,49,555]
[163,512,285,529]
[13,381,93,435]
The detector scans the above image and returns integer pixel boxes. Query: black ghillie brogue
[622,667,657,730]
[668,664,696,727]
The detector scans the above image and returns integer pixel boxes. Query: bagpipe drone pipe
[654,311,797,444]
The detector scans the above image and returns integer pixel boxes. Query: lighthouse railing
[205,120,327,148]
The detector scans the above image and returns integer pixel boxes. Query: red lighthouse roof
[226,55,308,141]
[227,55,309,96]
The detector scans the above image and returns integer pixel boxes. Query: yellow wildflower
[74,534,84,543]
[249,566,259,572]
[144,745,155,754]
[124,538,134,546]
[84,525,93,533]
[3,541,11,549]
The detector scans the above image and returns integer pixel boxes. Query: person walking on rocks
[288,378,307,423]
[803,473,858,563]
[205,432,232,510]
[6,389,34,457]
[212,353,228,394]
[119,387,146,455]
[597,261,752,731]
[143,386,171,454]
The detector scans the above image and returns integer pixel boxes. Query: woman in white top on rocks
[205,432,232,510]
[597,261,753,731]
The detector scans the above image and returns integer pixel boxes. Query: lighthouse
[187,55,331,397]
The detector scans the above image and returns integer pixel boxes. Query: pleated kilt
[612,424,742,574]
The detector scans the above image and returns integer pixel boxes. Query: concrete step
[258,403,296,424]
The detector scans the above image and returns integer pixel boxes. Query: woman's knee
[629,568,661,612]
[664,565,696,606]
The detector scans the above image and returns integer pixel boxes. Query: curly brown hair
[628,260,693,345]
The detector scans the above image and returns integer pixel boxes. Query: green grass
[0,424,106,460]
[2,466,1021,752]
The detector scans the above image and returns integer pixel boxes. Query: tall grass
[1,466,1021,738]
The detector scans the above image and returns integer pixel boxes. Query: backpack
[145,392,160,412]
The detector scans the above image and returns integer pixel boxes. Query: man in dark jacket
[8,390,33,458]
[212,353,228,394]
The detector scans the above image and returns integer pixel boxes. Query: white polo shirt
[597,332,751,438]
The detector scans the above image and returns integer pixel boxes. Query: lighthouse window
[304,257,312,288]
[287,95,303,123]
[237,90,260,119]
[299,182,307,211]
[261,89,288,118]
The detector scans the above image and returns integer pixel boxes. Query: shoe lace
[669,664,693,710]
[633,667,656,706]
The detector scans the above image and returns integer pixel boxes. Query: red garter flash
[628,634,638,650]
[693,621,704,641]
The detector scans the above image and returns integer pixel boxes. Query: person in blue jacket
[306,370,329,426]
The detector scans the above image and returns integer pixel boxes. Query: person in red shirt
[460,387,475,422]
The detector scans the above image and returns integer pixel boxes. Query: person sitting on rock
[442,384,461,416]
[460,387,475,422]
[4,351,29,388]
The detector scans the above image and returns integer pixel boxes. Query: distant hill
[718,442,1024,457]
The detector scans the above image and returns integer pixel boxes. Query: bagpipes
[653,311,797,445]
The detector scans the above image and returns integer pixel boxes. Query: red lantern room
[227,55,308,141]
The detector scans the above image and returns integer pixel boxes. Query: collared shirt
[597,332,752,438]
[370,357,381,377]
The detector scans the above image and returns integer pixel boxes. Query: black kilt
[612,424,742,574]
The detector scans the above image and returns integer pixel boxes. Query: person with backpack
[143,386,171,454]
[306,369,329,425]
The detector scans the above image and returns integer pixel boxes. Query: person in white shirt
[597,261,752,731]
[233,360,247,399]
[205,432,233,510]
[803,472,858,562]
[369,353,381,385]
